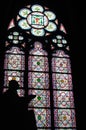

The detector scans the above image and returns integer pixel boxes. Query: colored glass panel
[28,56,49,71]
[33,109,51,127]
[4,54,25,70]
[31,13,44,25]
[44,11,56,20]
[28,90,50,107]
[28,72,49,89]
[31,5,44,12]
[52,57,71,73]
[31,28,45,36]
[27,12,48,28]
[52,73,73,90]
[29,42,48,56]
[45,22,57,32]
[54,109,76,127]
[18,19,31,30]
[53,90,74,108]
[19,8,31,18]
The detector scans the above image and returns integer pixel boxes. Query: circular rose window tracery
[16,4,58,36]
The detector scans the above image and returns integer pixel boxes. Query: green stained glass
[37,96,41,100]
[34,109,51,127]
[38,115,41,120]
[37,61,40,65]
[28,89,50,107]
[37,78,41,82]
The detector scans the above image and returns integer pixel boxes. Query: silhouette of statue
[0,80,37,130]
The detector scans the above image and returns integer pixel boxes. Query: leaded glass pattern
[29,90,50,107]
[4,46,25,96]
[52,73,73,90]
[54,109,76,128]
[53,91,74,108]
[52,50,76,129]
[28,56,49,71]
[52,57,71,73]
[34,108,51,128]
[28,42,51,128]
[28,72,49,89]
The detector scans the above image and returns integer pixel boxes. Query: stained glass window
[3,3,76,130]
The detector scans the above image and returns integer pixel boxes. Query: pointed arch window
[3,4,76,130]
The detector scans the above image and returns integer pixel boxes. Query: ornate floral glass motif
[52,57,71,73]
[28,72,49,89]
[53,91,74,108]
[52,34,68,48]
[17,4,57,36]
[34,108,51,128]
[7,31,24,44]
[54,109,76,127]
[29,89,50,107]
[52,73,73,90]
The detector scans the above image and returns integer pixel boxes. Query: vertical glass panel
[28,42,50,128]
[52,50,76,129]
[4,46,25,89]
